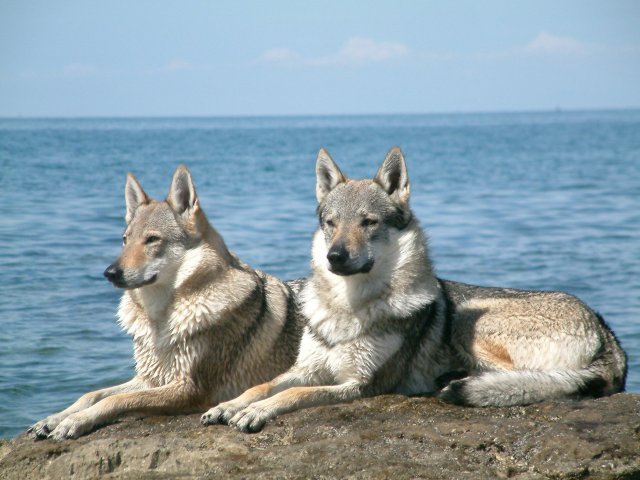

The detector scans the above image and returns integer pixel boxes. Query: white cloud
[259,37,409,66]
[525,32,589,55]
[468,33,603,62]
[258,33,602,69]
[335,37,409,63]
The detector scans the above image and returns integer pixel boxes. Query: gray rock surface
[1,393,639,479]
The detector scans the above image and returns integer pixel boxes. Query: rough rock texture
[1,393,639,479]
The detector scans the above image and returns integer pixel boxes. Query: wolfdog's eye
[361,218,378,227]
[145,235,161,244]
[325,219,335,228]
[122,235,127,245]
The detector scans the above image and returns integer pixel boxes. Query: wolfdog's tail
[439,318,627,407]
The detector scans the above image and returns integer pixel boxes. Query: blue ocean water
[1,111,639,438]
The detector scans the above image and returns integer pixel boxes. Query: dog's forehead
[128,201,180,232]
[323,180,391,216]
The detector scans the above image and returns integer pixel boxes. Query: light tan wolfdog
[29,165,303,440]
[201,147,627,433]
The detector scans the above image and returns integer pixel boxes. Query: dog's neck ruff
[117,243,247,340]
[302,224,440,339]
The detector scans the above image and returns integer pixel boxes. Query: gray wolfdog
[29,165,303,440]
[201,147,627,433]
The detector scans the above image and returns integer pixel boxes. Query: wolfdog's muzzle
[327,245,374,276]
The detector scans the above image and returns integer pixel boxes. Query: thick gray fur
[28,165,304,440]
[201,147,626,433]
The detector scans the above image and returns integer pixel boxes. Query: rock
[1,393,639,479]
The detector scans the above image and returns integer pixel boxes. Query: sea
[1,111,639,438]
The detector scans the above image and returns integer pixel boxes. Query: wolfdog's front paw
[228,405,273,433]
[48,413,93,440]
[28,420,52,440]
[200,407,224,426]
[28,415,63,440]
[201,401,246,426]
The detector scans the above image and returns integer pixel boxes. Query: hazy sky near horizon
[1,1,639,117]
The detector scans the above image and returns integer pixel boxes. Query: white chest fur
[297,319,403,385]
[117,292,210,386]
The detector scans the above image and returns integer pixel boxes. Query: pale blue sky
[1,0,639,117]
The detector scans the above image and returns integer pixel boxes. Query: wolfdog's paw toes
[228,406,271,433]
[201,407,226,426]
[201,402,245,426]
[438,378,470,406]
[48,415,90,440]
[28,421,52,440]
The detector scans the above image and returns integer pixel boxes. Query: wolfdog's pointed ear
[374,147,410,204]
[316,148,346,203]
[167,164,198,215]
[125,173,149,223]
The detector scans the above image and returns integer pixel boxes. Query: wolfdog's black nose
[327,245,349,267]
[104,264,122,282]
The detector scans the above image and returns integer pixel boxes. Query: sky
[1,0,639,117]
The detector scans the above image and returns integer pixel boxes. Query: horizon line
[1,106,639,121]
